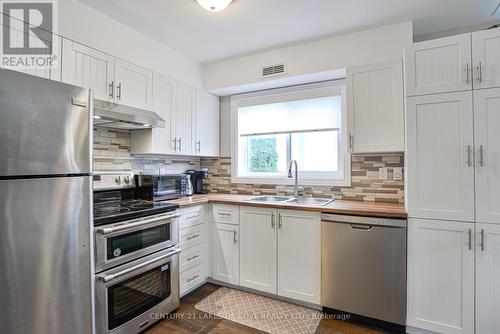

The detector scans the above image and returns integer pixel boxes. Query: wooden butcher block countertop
[165,194,407,219]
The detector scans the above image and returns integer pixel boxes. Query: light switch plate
[393,167,403,181]
[379,167,388,180]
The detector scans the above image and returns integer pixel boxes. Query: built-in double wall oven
[93,172,181,334]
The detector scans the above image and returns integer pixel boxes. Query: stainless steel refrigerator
[0,69,93,334]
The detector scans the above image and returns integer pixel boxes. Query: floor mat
[194,287,322,334]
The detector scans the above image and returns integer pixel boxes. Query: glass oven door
[95,247,180,334]
[95,211,179,272]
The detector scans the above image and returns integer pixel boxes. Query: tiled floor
[145,283,392,334]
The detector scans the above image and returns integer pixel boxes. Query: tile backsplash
[93,128,403,203]
[200,155,404,203]
[93,128,200,173]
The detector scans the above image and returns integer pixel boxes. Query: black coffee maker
[187,169,209,194]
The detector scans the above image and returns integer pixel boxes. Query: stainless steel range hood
[93,99,165,130]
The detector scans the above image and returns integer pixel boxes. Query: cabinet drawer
[180,205,205,229]
[180,263,205,296]
[179,224,205,249]
[180,243,204,272]
[213,204,239,225]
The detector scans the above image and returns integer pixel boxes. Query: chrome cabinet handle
[480,229,485,251]
[479,145,484,167]
[186,234,200,241]
[196,140,201,153]
[467,145,472,167]
[271,212,275,228]
[465,63,470,84]
[187,275,200,283]
[233,230,237,244]
[187,255,200,262]
[117,83,122,100]
[218,212,231,217]
[349,133,353,151]
[109,81,115,99]
[468,229,472,251]
[172,137,177,151]
[278,214,282,229]
[476,62,482,83]
[97,248,181,283]
[177,138,182,151]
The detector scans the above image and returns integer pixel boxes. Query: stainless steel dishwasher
[321,213,407,330]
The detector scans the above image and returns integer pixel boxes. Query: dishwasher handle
[351,224,373,231]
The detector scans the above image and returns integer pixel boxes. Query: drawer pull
[187,255,200,262]
[186,234,200,241]
[187,213,201,219]
[187,275,200,283]
[218,212,232,216]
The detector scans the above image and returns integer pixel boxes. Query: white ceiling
[80,0,500,63]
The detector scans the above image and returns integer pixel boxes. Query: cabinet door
[472,28,500,90]
[407,91,475,221]
[407,218,474,334]
[174,83,196,155]
[195,90,220,157]
[277,210,321,304]
[405,33,472,96]
[474,88,500,224]
[114,58,153,111]
[61,39,114,101]
[1,15,61,81]
[212,223,239,285]
[347,60,404,153]
[239,207,277,294]
[476,223,500,334]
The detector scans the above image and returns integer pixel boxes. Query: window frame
[230,80,351,186]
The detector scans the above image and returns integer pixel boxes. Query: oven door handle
[96,212,180,235]
[97,247,181,283]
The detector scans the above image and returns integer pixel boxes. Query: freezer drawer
[0,176,92,334]
[321,214,407,325]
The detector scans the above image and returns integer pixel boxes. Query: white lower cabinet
[476,223,500,334]
[239,207,277,294]
[179,205,208,297]
[277,210,321,304]
[238,207,321,304]
[407,218,475,334]
[212,223,240,285]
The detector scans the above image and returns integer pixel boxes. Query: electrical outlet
[393,167,403,181]
[379,167,388,180]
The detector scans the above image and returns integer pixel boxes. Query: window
[231,81,350,186]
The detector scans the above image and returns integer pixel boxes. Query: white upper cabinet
[407,218,475,334]
[62,39,114,101]
[347,60,404,153]
[212,223,239,285]
[239,207,277,294]
[407,91,475,221]
[476,223,500,334]
[173,83,196,155]
[114,58,153,111]
[474,88,500,224]
[130,73,176,155]
[405,33,472,96]
[277,210,321,304]
[195,90,220,157]
[472,28,500,90]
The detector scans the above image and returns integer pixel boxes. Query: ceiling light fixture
[197,0,233,12]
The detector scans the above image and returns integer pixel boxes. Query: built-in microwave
[135,174,187,201]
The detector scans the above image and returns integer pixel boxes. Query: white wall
[59,0,203,87]
[203,21,412,95]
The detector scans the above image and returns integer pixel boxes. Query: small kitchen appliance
[135,173,187,201]
[93,171,181,334]
[187,169,209,194]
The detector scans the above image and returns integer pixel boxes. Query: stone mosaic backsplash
[93,127,200,174]
[200,155,404,203]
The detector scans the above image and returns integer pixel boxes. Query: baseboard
[206,278,322,310]
[405,325,440,334]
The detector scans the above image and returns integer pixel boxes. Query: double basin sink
[246,195,333,207]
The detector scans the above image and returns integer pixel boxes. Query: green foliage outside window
[248,137,278,172]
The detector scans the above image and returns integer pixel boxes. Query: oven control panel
[93,171,136,191]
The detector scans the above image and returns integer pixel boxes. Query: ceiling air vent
[262,64,286,78]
